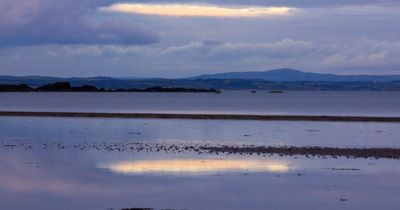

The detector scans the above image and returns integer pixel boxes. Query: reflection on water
[99,159,291,175]
[1,113,400,209]
[2,116,400,147]
[1,149,400,210]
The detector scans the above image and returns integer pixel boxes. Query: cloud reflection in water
[99,159,291,175]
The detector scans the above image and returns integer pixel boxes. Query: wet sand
[1,111,400,122]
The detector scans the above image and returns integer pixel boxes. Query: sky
[0,0,400,78]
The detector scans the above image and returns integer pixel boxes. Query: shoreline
[1,111,400,122]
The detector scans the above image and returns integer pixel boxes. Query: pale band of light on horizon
[100,3,296,18]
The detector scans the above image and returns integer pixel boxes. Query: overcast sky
[1,0,400,77]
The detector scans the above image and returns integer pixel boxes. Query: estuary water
[0,91,400,116]
[1,116,400,148]
[1,148,399,210]
[0,116,400,209]
[1,91,400,210]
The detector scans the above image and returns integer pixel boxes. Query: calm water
[1,147,399,210]
[0,116,400,209]
[1,91,400,116]
[1,91,400,209]
[1,116,400,147]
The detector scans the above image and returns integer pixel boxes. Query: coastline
[1,111,400,122]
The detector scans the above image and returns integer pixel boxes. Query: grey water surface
[1,91,400,116]
[1,91,400,210]
[0,148,399,210]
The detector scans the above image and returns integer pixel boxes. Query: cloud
[132,0,400,7]
[160,39,400,74]
[1,39,400,77]
[0,0,160,46]
[1,1,400,76]
[162,39,313,60]
[101,3,296,18]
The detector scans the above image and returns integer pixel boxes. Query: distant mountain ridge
[2,69,400,91]
[189,68,400,82]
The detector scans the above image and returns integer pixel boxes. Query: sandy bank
[1,111,400,122]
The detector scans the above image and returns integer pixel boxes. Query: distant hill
[2,69,400,91]
[0,76,120,88]
[189,68,400,82]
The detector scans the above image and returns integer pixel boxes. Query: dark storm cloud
[0,0,160,46]
[1,0,400,76]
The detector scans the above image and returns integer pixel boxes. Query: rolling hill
[189,68,400,82]
[2,69,400,91]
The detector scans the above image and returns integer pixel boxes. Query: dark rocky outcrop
[36,82,73,92]
[268,90,284,93]
[0,82,220,93]
[0,84,33,92]
[72,85,105,92]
